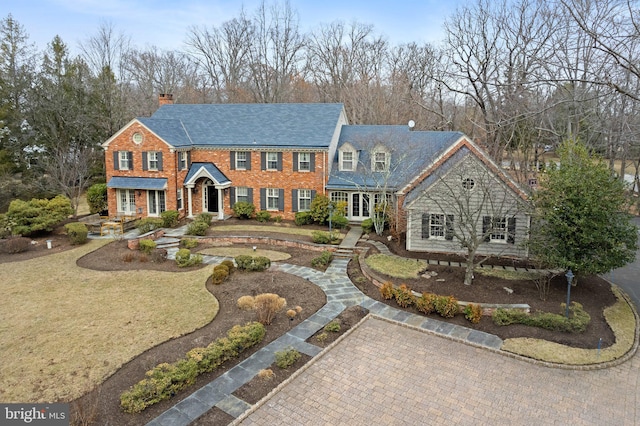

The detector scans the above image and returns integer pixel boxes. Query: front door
[205,185,218,213]
[350,193,370,221]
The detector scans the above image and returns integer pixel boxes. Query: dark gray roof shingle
[141,103,345,148]
[107,176,168,190]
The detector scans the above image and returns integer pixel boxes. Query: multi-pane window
[429,214,445,239]
[178,152,188,170]
[331,191,349,203]
[236,187,249,203]
[148,151,159,170]
[298,189,312,211]
[267,188,279,210]
[117,189,135,215]
[267,152,278,170]
[490,217,507,242]
[119,151,130,170]
[374,152,387,171]
[236,152,247,170]
[298,152,310,171]
[341,151,354,171]
[177,189,183,210]
[148,190,166,215]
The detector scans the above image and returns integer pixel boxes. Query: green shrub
[256,210,271,223]
[311,250,333,267]
[7,195,73,236]
[186,220,209,236]
[311,230,339,244]
[220,259,235,273]
[180,238,199,249]
[379,281,394,300]
[393,284,416,308]
[64,222,88,245]
[415,292,437,315]
[196,212,212,226]
[234,255,270,271]
[275,347,301,369]
[434,295,459,318]
[294,211,312,226]
[492,302,590,333]
[175,248,203,268]
[273,215,282,223]
[86,183,107,214]
[120,322,265,413]
[161,210,180,228]
[0,214,10,239]
[232,201,256,219]
[212,265,229,284]
[309,194,331,224]
[137,218,163,234]
[138,239,157,254]
[323,320,341,333]
[0,236,31,254]
[463,303,483,324]
[330,214,349,229]
[361,218,374,234]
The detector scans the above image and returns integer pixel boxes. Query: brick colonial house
[103,96,530,257]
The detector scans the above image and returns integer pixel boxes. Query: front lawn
[0,240,216,403]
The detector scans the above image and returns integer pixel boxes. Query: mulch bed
[0,219,622,425]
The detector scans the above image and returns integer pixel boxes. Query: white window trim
[236,151,247,170]
[148,151,159,171]
[490,217,508,243]
[298,189,312,212]
[266,188,279,211]
[236,186,249,203]
[266,152,278,171]
[429,214,446,240]
[148,190,166,216]
[177,188,183,210]
[298,152,310,172]
[117,189,136,215]
[178,152,187,170]
[340,150,355,171]
[119,151,130,170]
[372,151,389,172]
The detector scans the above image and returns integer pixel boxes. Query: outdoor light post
[565,269,574,318]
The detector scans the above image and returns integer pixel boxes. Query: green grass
[476,268,545,281]
[211,224,345,240]
[199,247,291,261]
[365,253,428,279]
[0,240,217,403]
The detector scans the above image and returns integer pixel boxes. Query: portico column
[187,187,194,218]
[217,188,224,220]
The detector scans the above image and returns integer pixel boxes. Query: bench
[78,213,105,234]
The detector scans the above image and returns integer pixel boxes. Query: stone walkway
[146,226,502,426]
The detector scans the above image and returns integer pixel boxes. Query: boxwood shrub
[64,222,88,245]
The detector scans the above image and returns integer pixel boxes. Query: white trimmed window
[298,189,312,211]
[490,217,507,242]
[177,189,183,210]
[340,151,354,171]
[267,152,278,170]
[119,151,130,170]
[267,188,279,210]
[148,151,159,170]
[236,152,247,170]
[148,190,166,216]
[298,152,310,171]
[331,191,348,203]
[373,151,388,172]
[236,187,249,203]
[178,152,188,170]
[429,214,445,239]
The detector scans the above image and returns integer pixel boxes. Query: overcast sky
[5,0,463,54]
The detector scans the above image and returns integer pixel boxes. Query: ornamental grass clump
[253,293,287,325]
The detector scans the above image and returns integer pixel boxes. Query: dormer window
[373,151,389,172]
[340,151,354,171]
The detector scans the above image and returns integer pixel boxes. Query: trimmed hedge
[492,302,590,333]
[138,239,157,254]
[64,222,88,245]
[232,201,256,219]
[235,255,271,271]
[160,210,180,228]
[137,218,163,234]
[120,322,265,413]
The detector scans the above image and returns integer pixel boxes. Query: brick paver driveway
[236,316,639,425]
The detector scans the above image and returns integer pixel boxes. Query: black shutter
[142,152,148,171]
[278,189,284,211]
[277,152,283,171]
[260,188,266,210]
[229,187,236,208]
[247,188,253,204]
[293,152,298,171]
[246,152,251,170]
[445,215,454,240]
[507,217,516,244]
[157,152,163,171]
[128,152,133,170]
[230,151,236,170]
[311,190,317,200]
[187,151,191,168]
[482,216,491,242]
[292,189,298,212]
[261,152,266,170]
[310,153,315,172]
[421,213,430,239]
[113,151,119,170]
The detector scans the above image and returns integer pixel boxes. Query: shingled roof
[138,103,346,149]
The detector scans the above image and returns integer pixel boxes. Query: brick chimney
[159,93,174,106]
